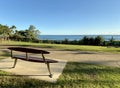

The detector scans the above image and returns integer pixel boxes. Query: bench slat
[12,55,58,63]
[8,47,50,54]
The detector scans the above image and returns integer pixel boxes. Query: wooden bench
[8,47,58,78]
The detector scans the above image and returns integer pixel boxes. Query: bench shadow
[74,51,97,54]
[68,51,98,54]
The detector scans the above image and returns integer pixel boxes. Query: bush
[81,36,104,46]
[94,36,104,46]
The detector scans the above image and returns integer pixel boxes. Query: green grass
[0,62,120,88]
[0,41,120,88]
[1,40,120,53]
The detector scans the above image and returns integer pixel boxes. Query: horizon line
[40,34,120,35]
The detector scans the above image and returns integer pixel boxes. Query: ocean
[38,35,120,41]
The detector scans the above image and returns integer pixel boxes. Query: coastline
[38,35,120,41]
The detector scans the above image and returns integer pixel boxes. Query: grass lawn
[0,41,120,88]
[1,40,120,53]
[0,62,120,88]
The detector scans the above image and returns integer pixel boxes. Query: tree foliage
[80,36,104,45]
[11,25,40,42]
[0,24,16,40]
[0,24,40,42]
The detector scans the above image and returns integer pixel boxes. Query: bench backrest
[8,47,50,54]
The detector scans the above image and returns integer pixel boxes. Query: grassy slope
[0,41,120,88]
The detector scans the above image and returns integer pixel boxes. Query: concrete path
[0,57,67,82]
[46,50,120,67]
[1,48,120,83]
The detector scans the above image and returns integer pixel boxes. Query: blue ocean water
[38,35,120,41]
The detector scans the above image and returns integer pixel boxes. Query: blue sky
[0,0,120,35]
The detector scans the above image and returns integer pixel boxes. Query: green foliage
[62,38,69,44]
[94,36,104,45]
[81,36,104,46]
[41,36,105,46]
[11,30,25,41]
[40,36,105,46]
[109,36,115,43]
[27,25,40,39]
[10,25,40,42]
[105,36,120,47]
[0,24,40,42]
[0,24,16,39]
[81,36,89,45]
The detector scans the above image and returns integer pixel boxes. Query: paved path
[0,48,120,82]
[45,49,120,67]
[1,48,120,67]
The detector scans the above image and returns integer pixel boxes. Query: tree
[12,25,41,42]
[89,37,94,45]
[62,38,69,44]
[9,25,16,34]
[28,25,40,38]
[0,24,11,40]
[94,36,104,46]
[0,24,41,42]
[25,25,40,41]
[81,36,89,45]
[108,36,115,46]
[12,30,25,41]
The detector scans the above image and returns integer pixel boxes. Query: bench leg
[12,59,17,68]
[46,63,52,78]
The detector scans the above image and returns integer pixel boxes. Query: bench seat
[12,55,58,63]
